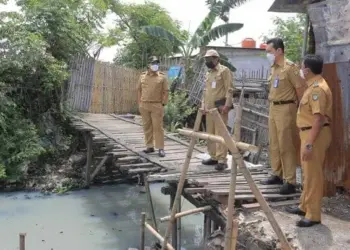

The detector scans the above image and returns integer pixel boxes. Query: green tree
[262,14,306,63]
[0,0,108,179]
[141,5,244,72]
[109,2,186,69]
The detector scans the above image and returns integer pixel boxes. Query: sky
[2,0,297,62]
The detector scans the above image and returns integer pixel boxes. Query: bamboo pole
[177,129,259,153]
[145,222,175,250]
[160,206,212,222]
[140,212,146,250]
[208,108,292,250]
[224,87,244,250]
[144,176,158,231]
[19,233,26,250]
[161,110,203,250]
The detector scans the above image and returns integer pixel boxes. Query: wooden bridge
[71,113,301,210]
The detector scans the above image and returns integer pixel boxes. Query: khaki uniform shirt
[297,75,332,128]
[137,71,169,104]
[268,57,303,102]
[202,63,234,109]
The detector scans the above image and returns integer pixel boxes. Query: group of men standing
[136,37,332,228]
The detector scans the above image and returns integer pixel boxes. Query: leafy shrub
[0,91,44,179]
[163,90,195,132]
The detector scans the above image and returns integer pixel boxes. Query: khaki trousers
[299,127,331,221]
[139,102,165,149]
[206,112,228,163]
[268,103,297,184]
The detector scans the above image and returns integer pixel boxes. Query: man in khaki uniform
[286,54,332,227]
[261,38,305,195]
[201,49,234,171]
[137,56,168,157]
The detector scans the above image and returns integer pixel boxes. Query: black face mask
[205,61,216,69]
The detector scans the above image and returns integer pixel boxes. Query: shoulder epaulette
[158,71,165,75]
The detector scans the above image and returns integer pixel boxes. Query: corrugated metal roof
[268,0,308,13]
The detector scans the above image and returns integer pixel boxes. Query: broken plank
[212,192,301,199]
[128,167,162,174]
[242,199,300,211]
[120,163,154,170]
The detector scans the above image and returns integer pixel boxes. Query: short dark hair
[266,38,285,53]
[303,54,323,75]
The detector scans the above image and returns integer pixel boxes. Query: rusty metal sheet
[322,63,350,195]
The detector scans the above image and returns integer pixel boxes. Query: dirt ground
[235,193,350,250]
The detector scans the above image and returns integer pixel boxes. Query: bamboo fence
[67,56,141,114]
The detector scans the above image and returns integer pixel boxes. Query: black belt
[272,100,295,105]
[300,123,330,131]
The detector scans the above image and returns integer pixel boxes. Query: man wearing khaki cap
[201,49,234,170]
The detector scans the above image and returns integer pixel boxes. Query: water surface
[0,183,203,250]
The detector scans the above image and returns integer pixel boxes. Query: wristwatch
[305,144,313,151]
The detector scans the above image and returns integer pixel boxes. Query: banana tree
[205,0,251,22]
[142,5,243,73]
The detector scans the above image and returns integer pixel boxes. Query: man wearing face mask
[261,38,305,195]
[201,49,234,171]
[137,56,168,157]
[286,54,332,227]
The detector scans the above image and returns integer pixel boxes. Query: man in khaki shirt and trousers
[137,56,169,157]
[201,49,234,171]
[286,54,332,227]
[261,38,304,195]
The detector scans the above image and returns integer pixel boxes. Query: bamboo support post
[90,155,109,181]
[19,233,26,250]
[208,108,292,250]
[161,111,203,250]
[140,212,146,250]
[224,88,244,250]
[145,222,175,250]
[170,192,177,249]
[177,198,181,250]
[160,206,212,222]
[177,129,259,153]
[204,214,212,242]
[145,175,158,231]
[85,132,93,187]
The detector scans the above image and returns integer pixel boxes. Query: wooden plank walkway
[71,113,301,210]
[78,113,206,172]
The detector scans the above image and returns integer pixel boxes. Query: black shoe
[143,147,155,154]
[279,182,296,195]
[260,175,283,185]
[202,158,218,165]
[296,218,320,227]
[285,206,306,216]
[158,149,165,157]
[215,163,228,171]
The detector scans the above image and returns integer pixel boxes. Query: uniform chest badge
[312,94,319,101]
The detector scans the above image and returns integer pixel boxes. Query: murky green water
[0,183,204,250]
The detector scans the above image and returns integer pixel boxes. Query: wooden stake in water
[19,233,26,250]
[140,212,146,250]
